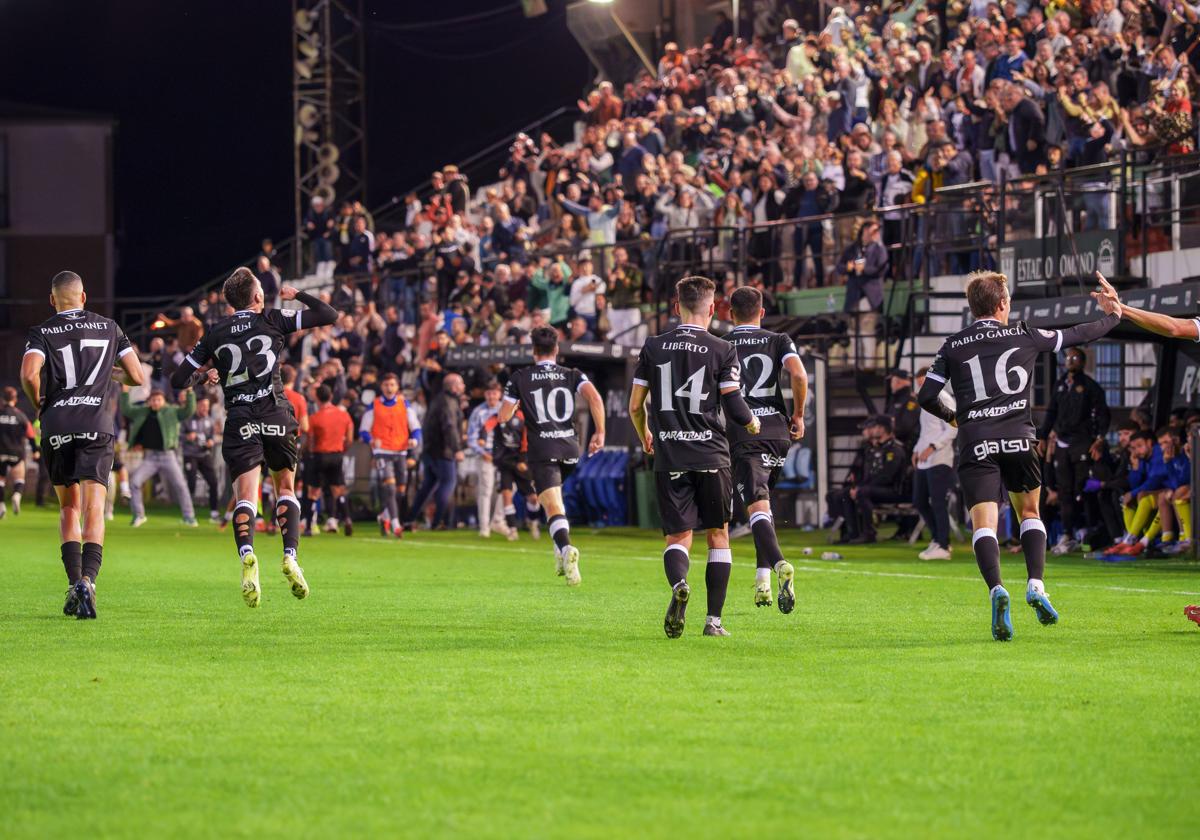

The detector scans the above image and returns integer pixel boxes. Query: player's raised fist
[279,285,299,301]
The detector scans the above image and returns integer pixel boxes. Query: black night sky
[0,0,591,298]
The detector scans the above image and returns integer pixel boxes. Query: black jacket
[887,387,922,452]
[863,438,909,493]
[1037,371,1110,446]
[423,391,463,460]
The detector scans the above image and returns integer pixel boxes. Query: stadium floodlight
[297,104,320,129]
[317,143,340,164]
[295,9,314,32]
[295,60,314,80]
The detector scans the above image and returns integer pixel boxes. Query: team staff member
[359,372,417,537]
[406,373,466,531]
[0,386,35,519]
[885,368,921,453]
[834,415,909,545]
[1037,346,1110,555]
[305,385,355,536]
[911,368,957,560]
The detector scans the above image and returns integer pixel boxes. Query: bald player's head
[50,271,85,312]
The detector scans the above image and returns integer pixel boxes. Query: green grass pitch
[1,505,1198,838]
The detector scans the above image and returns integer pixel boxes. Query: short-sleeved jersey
[284,387,309,427]
[485,410,527,460]
[0,405,33,454]
[723,325,800,446]
[633,323,742,472]
[927,318,1063,450]
[187,308,305,414]
[309,404,353,453]
[503,361,588,462]
[23,309,135,436]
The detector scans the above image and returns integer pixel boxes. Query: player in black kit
[0,386,35,519]
[725,287,808,614]
[171,267,337,608]
[498,326,605,585]
[19,271,146,619]
[629,276,762,638]
[482,407,541,541]
[917,271,1122,641]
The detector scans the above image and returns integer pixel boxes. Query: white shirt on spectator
[569,274,606,317]
[915,391,957,469]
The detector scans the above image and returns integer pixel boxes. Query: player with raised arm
[170,268,337,608]
[917,271,1121,641]
[19,270,146,619]
[0,386,36,519]
[1092,272,1200,629]
[498,326,605,586]
[629,276,761,638]
[724,286,808,614]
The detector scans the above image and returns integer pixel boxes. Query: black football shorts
[222,408,300,478]
[732,439,790,507]
[530,458,577,493]
[655,468,733,536]
[495,455,536,497]
[41,433,114,487]
[0,451,22,478]
[310,452,346,488]
[957,438,1042,509]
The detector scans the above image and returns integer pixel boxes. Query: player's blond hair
[965,271,1009,318]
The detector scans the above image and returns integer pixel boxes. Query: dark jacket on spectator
[1008,98,1047,173]
[423,391,463,460]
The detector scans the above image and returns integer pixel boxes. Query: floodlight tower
[292,0,367,276]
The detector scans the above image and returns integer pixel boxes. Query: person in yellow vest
[359,372,421,538]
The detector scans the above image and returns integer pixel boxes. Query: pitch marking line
[363,538,1200,597]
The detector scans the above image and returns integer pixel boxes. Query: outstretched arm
[1089,272,1194,337]
[282,286,338,329]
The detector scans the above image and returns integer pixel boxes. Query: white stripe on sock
[749,510,773,527]
[1019,518,1045,536]
[972,527,998,547]
[708,548,733,564]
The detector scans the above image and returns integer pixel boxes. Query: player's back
[0,405,30,449]
[504,361,587,462]
[928,317,1055,447]
[310,405,351,453]
[634,323,741,472]
[724,324,799,447]
[24,309,133,436]
[191,309,301,414]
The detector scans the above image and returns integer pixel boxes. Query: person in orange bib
[359,373,420,537]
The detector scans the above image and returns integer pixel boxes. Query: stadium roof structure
[0,99,115,125]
